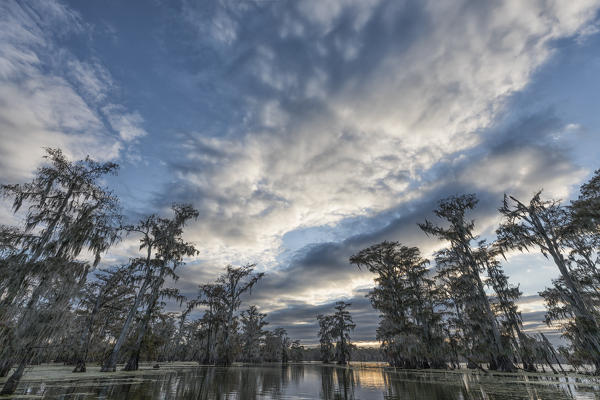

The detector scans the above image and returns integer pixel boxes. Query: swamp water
[1,362,599,399]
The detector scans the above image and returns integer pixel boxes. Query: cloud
[102,104,148,141]
[136,0,600,341]
[171,110,585,343]
[159,0,599,272]
[67,59,114,102]
[0,0,148,183]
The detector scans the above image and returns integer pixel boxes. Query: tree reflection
[15,363,600,399]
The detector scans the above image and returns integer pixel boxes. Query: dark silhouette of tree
[263,327,290,363]
[207,264,264,366]
[317,314,335,363]
[196,283,227,364]
[332,301,355,365]
[350,241,446,368]
[420,194,516,372]
[317,302,355,365]
[240,305,268,363]
[289,340,304,362]
[498,190,600,373]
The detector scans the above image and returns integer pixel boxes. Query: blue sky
[1,0,600,344]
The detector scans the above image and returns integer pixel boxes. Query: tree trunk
[123,275,163,371]
[72,359,86,373]
[469,254,515,372]
[217,307,235,366]
[0,281,44,391]
[530,212,600,360]
[0,357,26,395]
[122,320,147,371]
[123,349,140,372]
[540,333,565,374]
[101,277,150,372]
[202,324,213,364]
[73,296,102,373]
[0,357,13,377]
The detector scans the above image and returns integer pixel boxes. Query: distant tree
[289,340,304,362]
[317,314,335,363]
[0,148,121,395]
[331,301,355,365]
[166,300,197,362]
[240,305,268,363]
[263,327,290,363]
[196,283,227,364]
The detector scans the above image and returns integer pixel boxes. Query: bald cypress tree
[479,242,536,371]
[102,204,198,372]
[0,148,121,395]
[420,194,516,372]
[72,265,134,373]
[213,264,264,366]
[498,191,600,373]
[350,241,446,368]
[240,305,268,363]
[122,205,198,371]
[317,314,335,363]
[196,283,227,364]
[331,301,355,365]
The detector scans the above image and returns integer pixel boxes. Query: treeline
[0,149,302,395]
[347,171,600,374]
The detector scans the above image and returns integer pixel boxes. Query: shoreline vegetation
[1,148,600,396]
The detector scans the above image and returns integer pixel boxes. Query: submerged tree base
[72,361,86,373]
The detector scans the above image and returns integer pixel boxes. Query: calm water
[8,362,600,399]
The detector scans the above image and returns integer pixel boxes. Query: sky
[1,0,600,346]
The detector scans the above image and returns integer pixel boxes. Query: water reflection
[13,363,600,399]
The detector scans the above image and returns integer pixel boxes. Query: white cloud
[67,58,114,102]
[172,0,600,270]
[102,104,148,142]
[0,0,147,183]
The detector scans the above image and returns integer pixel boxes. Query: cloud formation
[159,0,599,270]
[0,0,147,182]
